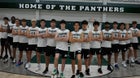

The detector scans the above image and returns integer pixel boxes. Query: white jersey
[111,29,120,44]
[90,30,101,48]
[28,27,38,45]
[47,27,58,47]
[70,30,82,52]
[13,25,20,42]
[1,24,8,38]
[130,27,139,43]
[119,30,127,45]
[56,29,69,51]
[126,29,132,44]
[8,22,15,37]
[101,29,112,48]
[80,29,90,49]
[19,26,28,43]
[37,27,47,47]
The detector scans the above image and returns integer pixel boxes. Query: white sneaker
[25,62,31,69]
[131,58,135,63]
[12,59,16,64]
[122,61,127,67]
[35,64,41,72]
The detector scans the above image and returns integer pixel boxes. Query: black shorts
[55,49,68,58]
[90,48,101,55]
[27,45,37,51]
[131,43,138,49]
[37,47,47,53]
[119,45,127,52]
[112,44,120,53]
[13,42,19,48]
[7,36,13,45]
[126,43,132,49]
[101,47,112,55]
[81,49,90,59]
[1,38,7,46]
[69,50,81,60]
[46,46,56,57]
[19,43,28,51]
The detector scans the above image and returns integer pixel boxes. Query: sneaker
[60,73,65,78]
[52,69,59,75]
[3,55,8,59]
[85,68,90,75]
[114,64,119,69]
[78,72,84,78]
[25,62,31,69]
[131,58,135,63]
[107,65,113,71]
[12,59,16,64]
[3,58,8,63]
[122,61,127,68]
[126,60,129,64]
[135,60,140,64]
[42,67,48,74]
[10,57,13,61]
[0,56,2,60]
[71,75,75,78]
[16,61,23,66]
[98,68,103,74]
[76,70,80,75]
[35,64,41,72]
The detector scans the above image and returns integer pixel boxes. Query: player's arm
[18,28,22,35]
[55,32,62,41]
[125,32,129,40]
[62,32,70,42]
[69,32,76,43]
[102,32,107,40]
[76,33,83,42]
[0,25,3,32]
[108,33,113,41]
[96,32,103,41]
[12,28,17,35]
[26,29,32,38]
[83,31,92,42]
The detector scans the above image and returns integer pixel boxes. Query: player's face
[120,25,124,30]
[60,23,66,29]
[32,21,36,27]
[22,21,26,27]
[15,20,20,26]
[50,21,56,28]
[4,19,9,24]
[94,25,99,29]
[132,23,137,28]
[74,23,80,31]
[40,21,46,28]
[82,24,87,30]
[125,24,129,30]
[105,24,110,29]
[113,24,118,29]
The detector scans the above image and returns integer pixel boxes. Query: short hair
[40,19,46,22]
[120,23,125,26]
[81,20,88,25]
[132,21,137,24]
[60,20,66,24]
[104,22,110,25]
[113,21,118,25]
[11,16,15,20]
[21,19,26,22]
[74,21,80,25]
[51,19,56,22]
[3,17,9,21]
[93,21,100,26]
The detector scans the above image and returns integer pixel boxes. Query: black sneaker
[98,68,103,74]
[10,57,13,60]
[0,56,2,59]
[107,65,113,72]
[42,67,48,74]
[71,75,75,78]
[79,72,84,77]
[3,55,8,59]
[135,60,140,64]
[85,68,90,75]
[126,60,129,64]
[76,70,80,75]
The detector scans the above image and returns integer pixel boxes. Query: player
[101,22,113,71]
[90,21,103,73]
[43,19,58,74]
[26,19,38,68]
[111,22,120,69]
[36,19,47,71]
[52,20,69,78]
[16,19,28,66]
[69,21,84,78]
[12,18,21,64]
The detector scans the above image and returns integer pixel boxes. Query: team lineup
[0,16,140,78]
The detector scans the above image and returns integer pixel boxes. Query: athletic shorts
[46,46,56,57]
[101,47,112,55]
[1,38,7,46]
[55,49,68,58]
[37,47,47,53]
[81,49,90,59]
[19,43,28,51]
[13,42,19,48]
[126,43,132,49]
[119,45,127,52]
[7,36,13,45]
[69,50,82,60]
[90,48,101,55]
[112,44,120,53]
[27,45,37,51]
[131,43,138,49]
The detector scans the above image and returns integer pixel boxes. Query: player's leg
[121,45,127,67]
[0,39,5,59]
[107,48,113,71]
[36,47,42,71]
[96,49,102,74]
[12,42,18,63]
[133,43,140,64]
